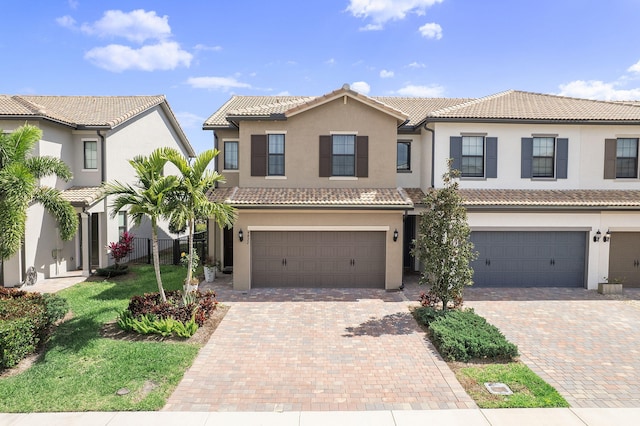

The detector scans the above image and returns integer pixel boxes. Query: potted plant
[181,250,200,292]
[203,256,218,282]
[598,276,624,295]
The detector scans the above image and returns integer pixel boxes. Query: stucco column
[80,212,91,277]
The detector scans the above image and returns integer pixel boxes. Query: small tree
[107,231,134,270]
[412,159,477,310]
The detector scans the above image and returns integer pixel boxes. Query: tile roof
[207,187,413,208]
[203,93,472,129]
[459,189,640,207]
[0,94,195,156]
[60,186,103,207]
[0,95,167,127]
[402,187,427,205]
[428,90,640,122]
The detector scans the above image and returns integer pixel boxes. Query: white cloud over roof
[347,0,443,30]
[186,76,252,91]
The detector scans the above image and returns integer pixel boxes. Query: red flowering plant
[107,231,134,270]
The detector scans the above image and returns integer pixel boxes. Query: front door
[223,227,234,269]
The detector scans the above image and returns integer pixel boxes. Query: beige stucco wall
[230,209,404,291]
[215,97,400,189]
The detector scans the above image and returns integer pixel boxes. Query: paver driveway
[463,287,640,408]
[163,280,475,412]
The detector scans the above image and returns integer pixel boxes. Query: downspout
[423,123,435,188]
[97,130,106,183]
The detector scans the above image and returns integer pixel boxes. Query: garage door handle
[485,259,490,266]
[550,259,555,266]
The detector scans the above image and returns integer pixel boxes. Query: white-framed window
[332,134,356,176]
[532,137,555,178]
[616,138,638,178]
[84,140,97,169]
[461,136,484,177]
[117,211,127,237]
[267,134,285,176]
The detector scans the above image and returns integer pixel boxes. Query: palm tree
[0,124,77,260]
[163,148,236,285]
[101,148,179,302]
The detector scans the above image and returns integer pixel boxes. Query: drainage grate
[484,382,513,395]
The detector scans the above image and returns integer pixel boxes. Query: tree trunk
[186,217,195,284]
[151,221,167,302]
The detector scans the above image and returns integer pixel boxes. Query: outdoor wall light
[593,230,601,242]
[238,229,244,242]
[393,229,399,242]
[603,229,611,243]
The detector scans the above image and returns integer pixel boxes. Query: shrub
[119,289,218,337]
[117,311,199,338]
[107,231,134,269]
[414,306,447,326]
[0,290,69,369]
[428,309,518,362]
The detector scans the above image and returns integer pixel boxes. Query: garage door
[251,231,385,288]
[609,232,640,287]
[470,231,586,287]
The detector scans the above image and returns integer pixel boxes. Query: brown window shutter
[251,135,267,176]
[319,135,331,177]
[604,138,617,179]
[356,135,368,177]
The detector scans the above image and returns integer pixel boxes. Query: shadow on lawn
[342,312,418,337]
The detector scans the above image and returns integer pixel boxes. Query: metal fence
[130,231,207,265]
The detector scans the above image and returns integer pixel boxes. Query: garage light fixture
[593,230,601,242]
[603,230,610,243]
[238,229,244,242]
[393,229,398,242]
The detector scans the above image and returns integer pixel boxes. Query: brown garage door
[609,232,640,287]
[251,231,385,288]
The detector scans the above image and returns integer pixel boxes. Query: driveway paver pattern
[463,287,640,408]
[164,277,475,412]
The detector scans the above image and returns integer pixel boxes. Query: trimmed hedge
[428,308,519,362]
[0,289,69,369]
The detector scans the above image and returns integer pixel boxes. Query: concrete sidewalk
[2,407,640,425]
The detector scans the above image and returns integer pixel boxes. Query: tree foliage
[163,148,236,285]
[412,160,477,310]
[0,124,77,260]
[100,148,179,302]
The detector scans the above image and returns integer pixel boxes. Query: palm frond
[25,156,73,181]
[31,187,78,241]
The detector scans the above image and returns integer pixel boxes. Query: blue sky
[3,0,640,154]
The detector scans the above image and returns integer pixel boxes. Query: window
[117,211,127,237]
[397,141,411,171]
[224,141,238,170]
[267,134,285,176]
[616,138,638,178]
[84,140,97,169]
[332,134,356,176]
[532,137,555,178]
[461,136,484,177]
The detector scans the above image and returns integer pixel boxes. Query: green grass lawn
[0,265,201,412]
[454,362,569,408]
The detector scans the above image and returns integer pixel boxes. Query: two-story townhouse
[427,90,640,290]
[0,95,194,287]
[203,85,470,291]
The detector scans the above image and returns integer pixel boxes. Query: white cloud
[276,91,291,96]
[558,80,640,101]
[419,22,442,39]
[175,112,205,129]
[325,58,336,65]
[628,61,640,74]
[56,15,76,29]
[347,0,443,29]
[85,41,192,72]
[380,69,394,78]
[81,9,171,43]
[194,44,222,52]
[351,81,371,94]
[360,23,383,31]
[407,61,426,68]
[68,0,79,9]
[186,76,252,91]
[396,84,445,97]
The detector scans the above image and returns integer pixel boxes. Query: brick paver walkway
[463,287,640,408]
[163,277,475,412]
